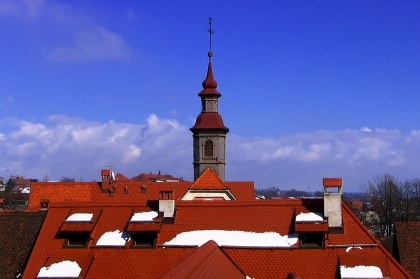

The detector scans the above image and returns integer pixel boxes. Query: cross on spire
[207,17,213,62]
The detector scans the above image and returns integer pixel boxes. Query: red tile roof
[295,221,329,233]
[115,173,131,181]
[28,177,254,210]
[131,173,181,182]
[9,178,32,186]
[323,178,342,187]
[347,199,364,213]
[190,168,228,190]
[190,112,229,131]
[0,211,46,278]
[22,197,412,278]
[393,222,420,278]
[160,240,245,279]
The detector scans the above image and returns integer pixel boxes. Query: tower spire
[190,17,229,181]
[207,17,213,63]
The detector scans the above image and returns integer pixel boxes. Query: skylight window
[164,230,298,247]
[66,213,93,222]
[37,260,81,278]
[130,211,158,222]
[295,212,323,222]
[340,265,383,278]
[96,230,130,246]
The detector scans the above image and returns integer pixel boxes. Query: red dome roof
[190,112,229,132]
[198,63,221,97]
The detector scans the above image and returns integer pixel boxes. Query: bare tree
[364,174,402,237]
[412,178,420,221]
[60,177,75,182]
[400,179,415,222]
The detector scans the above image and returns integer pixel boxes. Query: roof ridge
[190,168,228,190]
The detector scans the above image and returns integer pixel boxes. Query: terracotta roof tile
[131,173,181,182]
[59,208,102,232]
[161,240,245,279]
[0,211,46,278]
[126,221,162,232]
[295,221,329,233]
[28,179,255,211]
[22,193,411,278]
[394,222,420,278]
[190,168,228,190]
[115,173,132,181]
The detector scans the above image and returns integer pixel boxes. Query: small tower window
[204,139,214,157]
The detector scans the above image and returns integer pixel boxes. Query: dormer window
[131,232,158,248]
[300,233,324,249]
[295,212,327,249]
[204,139,214,157]
[65,233,89,248]
[40,199,50,211]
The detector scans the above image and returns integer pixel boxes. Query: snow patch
[295,212,323,222]
[346,246,363,253]
[21,187,30,194]
[130,211,158,222]
[66,213,93,222]
[37,260,81,278]
[96,230,129,246]
[164,230,298,247]
[340,265,383,278]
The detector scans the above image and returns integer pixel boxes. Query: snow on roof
[163,230,298,247]
[130,211,158,222]
[37,260,81,278]
[21,187,30,194]
[96,230,130,246]
[346,246,363,253]
[340,265,383,278]
[295,212,323,222]
[66,213,93,222]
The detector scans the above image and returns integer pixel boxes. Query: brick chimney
[323,178,343,232]
[101,169,115,193]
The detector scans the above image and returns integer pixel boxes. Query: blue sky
[0,0,419,192]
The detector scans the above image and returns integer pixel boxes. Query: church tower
[190,18,229,181]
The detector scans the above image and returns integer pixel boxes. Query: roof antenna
[207,17,213,63]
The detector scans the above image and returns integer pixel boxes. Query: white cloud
[360,127,372,132]
[6,96,14,103]
[0,115,419,191]
[0,0,61,21]
[0,0,132,63]
[49,27,131,63]
[0,115,190,182]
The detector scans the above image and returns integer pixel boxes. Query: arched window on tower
[203,139,214,158]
